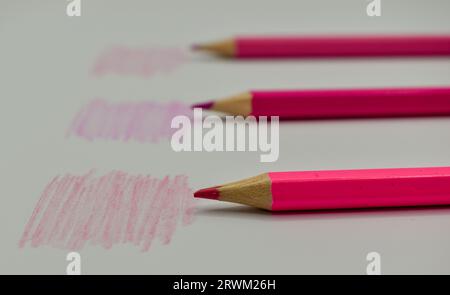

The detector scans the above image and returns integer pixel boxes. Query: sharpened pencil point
[191,39,235,57]
[194,186,220,200]
[191,101,214,110]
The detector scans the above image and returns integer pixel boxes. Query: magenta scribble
[19,171,196,252]
[91,46,189,78]
[67,99,192,143]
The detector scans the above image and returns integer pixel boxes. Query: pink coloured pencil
[192,35,450,58]
[194,167,450,211]
[192,87,450,119]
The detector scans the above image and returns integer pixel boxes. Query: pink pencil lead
[191,101,214,110]
[194,186,220,200]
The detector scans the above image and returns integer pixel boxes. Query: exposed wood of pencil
[209,92,252,116]
[192,39,236,57]
[195,173,272,210]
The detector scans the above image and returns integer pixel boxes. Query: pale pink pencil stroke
[91,46,189,78]
[19,171,196,252]
[67,99,192,143]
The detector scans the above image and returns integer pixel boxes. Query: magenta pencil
[194,167,450,211]
[192,87,450,119]
[193,35,450,58]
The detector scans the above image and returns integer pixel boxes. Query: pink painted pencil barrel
[236,35,450,58]
[194,167,450,211]
[270,167,450,211]
[251,87,450,119]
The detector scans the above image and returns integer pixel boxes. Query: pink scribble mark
[91,46,189,78]
[67,99,192,143]
[19,171,196,252]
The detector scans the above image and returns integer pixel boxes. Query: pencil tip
[194,186,220,200]
[191,101,214,110]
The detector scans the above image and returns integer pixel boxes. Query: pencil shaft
[269,167,450,211]
[235,35,450,58]
[250,87,450,119]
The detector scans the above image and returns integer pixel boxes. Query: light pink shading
[67,99,192,143]
[19,171,195,252]
[91,46,189,78]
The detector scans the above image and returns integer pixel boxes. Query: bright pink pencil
[192,87,450,119]
[194,167,450,211]
[193,35,450,58]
